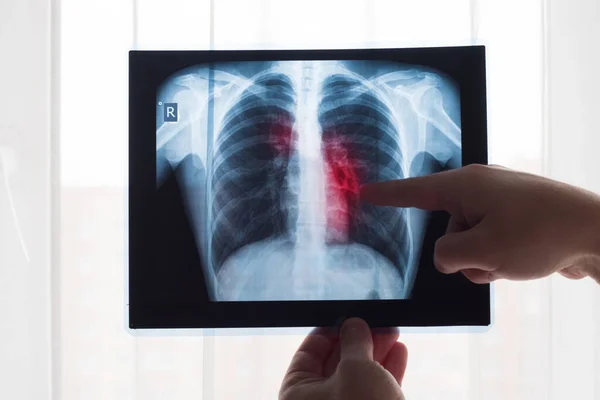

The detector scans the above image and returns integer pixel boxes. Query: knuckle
[459,164,494,194]
[463,163,489,179]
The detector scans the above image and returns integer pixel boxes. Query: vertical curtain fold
[1,1,52,399]
[545,1,600,399]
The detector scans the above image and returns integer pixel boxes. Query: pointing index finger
[359,169,460,213]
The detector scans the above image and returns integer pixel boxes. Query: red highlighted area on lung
[322,133,362,243]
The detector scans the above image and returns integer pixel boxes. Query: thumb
[434,226,497,275]
[339,318,374,361]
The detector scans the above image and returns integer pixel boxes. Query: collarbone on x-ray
[156,60,461,302]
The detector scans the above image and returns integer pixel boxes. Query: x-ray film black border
[129,298,490,329]
[128,46,490,329]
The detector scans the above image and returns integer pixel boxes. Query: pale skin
[280,164,600,400]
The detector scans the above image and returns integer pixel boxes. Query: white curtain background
[1,0,599,399]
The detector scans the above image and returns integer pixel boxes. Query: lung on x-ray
[155,59,461,302]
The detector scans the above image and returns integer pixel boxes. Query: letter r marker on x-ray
[164,103,178,122]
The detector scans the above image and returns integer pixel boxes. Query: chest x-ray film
[129,47,490,329]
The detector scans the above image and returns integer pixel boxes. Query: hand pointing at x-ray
[360,164,600,284]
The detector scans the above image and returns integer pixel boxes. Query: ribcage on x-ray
[210,73,299,274]
[156,59,462,301]
[318,73,411,276]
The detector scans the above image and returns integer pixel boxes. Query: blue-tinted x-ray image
[155,60,461,302]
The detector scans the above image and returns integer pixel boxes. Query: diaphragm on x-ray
[156,60,461,302]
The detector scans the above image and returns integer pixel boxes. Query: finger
[323,339,341,378]
[559,268,587,280]
[285,327,336,378]
[339,318,374,361]
[324,327,399,375]
[446,214,469,234]
[461,268,497,284]
[382,341,409,386]
[371,326,400,364]
[434,227,497,274]
[359,170,461,213]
